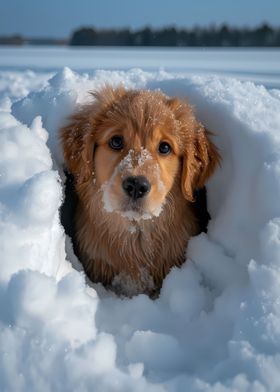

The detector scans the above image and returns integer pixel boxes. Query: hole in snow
[59,166,212,297]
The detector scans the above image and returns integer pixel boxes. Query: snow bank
[1,67,280,391]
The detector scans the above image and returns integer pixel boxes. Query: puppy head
[61,86,220,221]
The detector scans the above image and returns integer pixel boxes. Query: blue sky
[0,0,279,37]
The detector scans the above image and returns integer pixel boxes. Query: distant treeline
[1,24,280,47]
[0,35,68,46]
[70,24,280,47]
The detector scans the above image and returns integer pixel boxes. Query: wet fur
[60,86,220,296]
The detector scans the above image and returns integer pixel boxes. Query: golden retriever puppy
[60,86,220,296]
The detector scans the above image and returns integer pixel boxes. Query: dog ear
[181,123,221,202]
[60,85,127,184]
[60,105,96,184]
[165,97,220,202]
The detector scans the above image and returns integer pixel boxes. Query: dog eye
[109,135,124,151]
[158,141,172,155]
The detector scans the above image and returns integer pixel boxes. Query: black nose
[122,176,151,200]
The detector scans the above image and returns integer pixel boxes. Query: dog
[60,86,220,296]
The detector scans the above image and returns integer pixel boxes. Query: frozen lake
[0,46,280,88]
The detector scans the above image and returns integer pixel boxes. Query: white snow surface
[0,66,280,391]
[1,47,280,89]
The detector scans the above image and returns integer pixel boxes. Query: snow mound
[0,67,280,391]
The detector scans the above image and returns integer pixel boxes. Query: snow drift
[1,67,280,391]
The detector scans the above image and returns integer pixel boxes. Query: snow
[1,46,280,89]
[0,60,280,391]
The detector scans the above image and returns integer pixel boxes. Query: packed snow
[1,62,280,391]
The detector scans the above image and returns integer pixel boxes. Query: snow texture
[1,66,280,391]
[1,47,280,89]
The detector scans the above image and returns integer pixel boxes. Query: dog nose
[122,176,151,200]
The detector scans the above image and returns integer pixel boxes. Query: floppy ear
[60,105,96,184]
[165,97,220,202]
[181,123,221,202]
[60,85,127,184]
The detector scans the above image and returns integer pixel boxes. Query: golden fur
[60,86,220,296]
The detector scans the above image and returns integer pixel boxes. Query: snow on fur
[0,67,280,391]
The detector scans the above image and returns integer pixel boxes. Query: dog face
[61,86,220,222]
[93,101,182,220]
